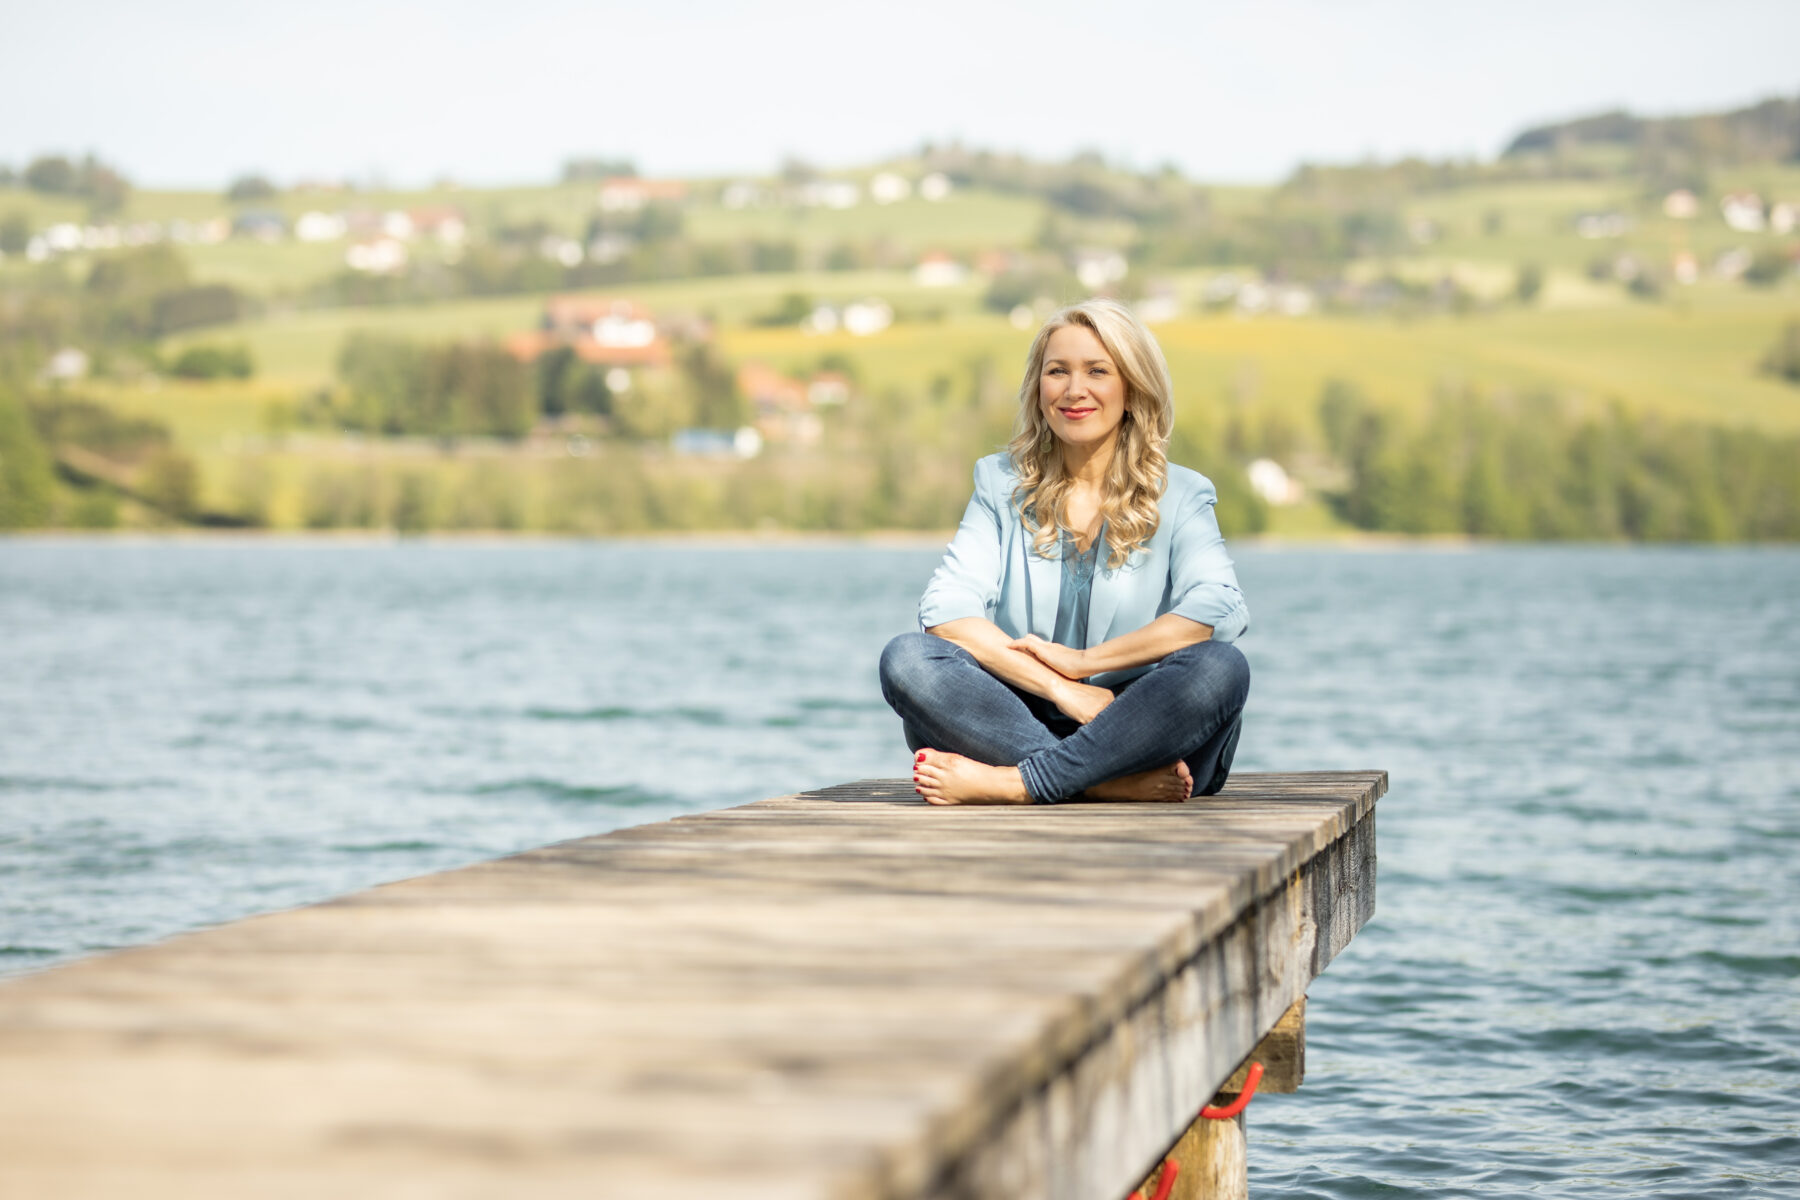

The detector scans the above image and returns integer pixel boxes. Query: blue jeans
[877,632,1250,804]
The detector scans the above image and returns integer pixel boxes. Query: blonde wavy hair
[1007,298,1174,569]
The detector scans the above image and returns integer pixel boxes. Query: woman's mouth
[1059,406,1096,419]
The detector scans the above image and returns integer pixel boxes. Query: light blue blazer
[918,453,1249,688]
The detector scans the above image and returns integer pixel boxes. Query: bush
[1760,320,1800,385]
[1514,262,1544,304]
[334,334,533,438]
[151,285,244,336]
[138,448,200,521]
[168,343,254,380]
[0,386,54,528]
[225,175,277,203]
[27,395,172,461]
[1744,249,1795,287]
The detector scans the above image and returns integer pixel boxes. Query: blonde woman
[879,298,1249,805]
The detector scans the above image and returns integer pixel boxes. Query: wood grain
[0,770,1385,1200]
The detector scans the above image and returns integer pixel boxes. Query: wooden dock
[0,770,1384,1200]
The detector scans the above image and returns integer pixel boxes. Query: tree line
[1319,380,1800,541]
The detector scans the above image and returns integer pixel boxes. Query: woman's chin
[1052,426,1118,452]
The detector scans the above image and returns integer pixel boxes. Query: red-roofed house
[738,362,823,446]
[596,178,689,213]
[506,297,674,371]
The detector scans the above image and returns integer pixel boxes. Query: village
[3,102,1799,538]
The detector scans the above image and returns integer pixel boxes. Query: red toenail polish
[916,752,926,762]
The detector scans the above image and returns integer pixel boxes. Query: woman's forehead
[1044,324,1111,361]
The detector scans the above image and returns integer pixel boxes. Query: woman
[878,298,1250,805]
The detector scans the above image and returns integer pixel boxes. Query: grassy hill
[4,122,1798,539]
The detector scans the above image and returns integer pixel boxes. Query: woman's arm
[928,617,1117,724]
[1010,612,1213,680]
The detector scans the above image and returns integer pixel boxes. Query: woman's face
[1038,323,1127,454]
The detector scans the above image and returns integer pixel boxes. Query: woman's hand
[1010,634,1090,681]
[1051,678,1115,725]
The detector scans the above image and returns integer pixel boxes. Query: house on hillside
[408,207,468,245]
[1663,189,1700,220]
[596,178,688,212]
[1720,192,1765,233]
[1073,248,1128,290]
[913,252,967,288]
[1574,212,1629,239]
[232,211,286,242]
[506,297,674,393]
[738,361,824,447]
[295,211,346,242]
[808,373,850,407]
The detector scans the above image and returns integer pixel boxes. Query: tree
[23,154,130,215]
[225,174,277,203]
[1514,262,1544,304]
[562,158,636,182]
[0,212,28,255]
[139,448,200,522]
[337,334,428,433]
[151,285,245,336]
[1760,320,1800,385]
[168,343,254,380]
[23,155,76,194]
[0,385,54,528]
[1744,249,1794,287]
[681,343,743,429]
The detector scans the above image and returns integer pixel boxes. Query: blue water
[2,540,1797,1196]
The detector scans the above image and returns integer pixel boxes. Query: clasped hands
[1009,634,1115,725]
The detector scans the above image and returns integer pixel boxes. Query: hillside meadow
[6,152,1799,538]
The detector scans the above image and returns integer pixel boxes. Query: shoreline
[2,528,1788,551]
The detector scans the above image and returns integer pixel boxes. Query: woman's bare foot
[913,750,1031,806]
[1084,761,1193,803]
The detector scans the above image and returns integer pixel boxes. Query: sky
[5,0,1798,188]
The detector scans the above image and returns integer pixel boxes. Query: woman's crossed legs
[877,631,1249,805]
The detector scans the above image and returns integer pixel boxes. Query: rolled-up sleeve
[1167,478,1249,643]
[918,460,1004,629]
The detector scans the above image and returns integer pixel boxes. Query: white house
[345,238,408,274]
[913,252,967,288]
[1663,189,1700,219]
[1248,458,1304,506]
[1720,193,1765,233]
[295,211,347,242]
[869,172,910,204]
[842,299,893,336]
[1073,249,1128,290]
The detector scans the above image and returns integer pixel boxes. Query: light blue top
[918,453,1249,688]
[1051,530,1100,652]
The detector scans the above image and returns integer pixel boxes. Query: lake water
[2,540,1796,1197]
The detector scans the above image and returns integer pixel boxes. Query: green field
[8,160,1799,537]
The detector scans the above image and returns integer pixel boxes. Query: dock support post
[1132,996,1307,1199]
[1152,1111,1246,1200]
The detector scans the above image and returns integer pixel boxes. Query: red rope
[1200,1061,1263,1120]
[1129,1062,1264,1199]
[1131,1157,1179,1200]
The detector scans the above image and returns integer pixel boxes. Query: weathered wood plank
[0,770,1384,1200]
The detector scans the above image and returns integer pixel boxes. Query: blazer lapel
[1086,557,1125,649]
[1024,539,1061,638]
